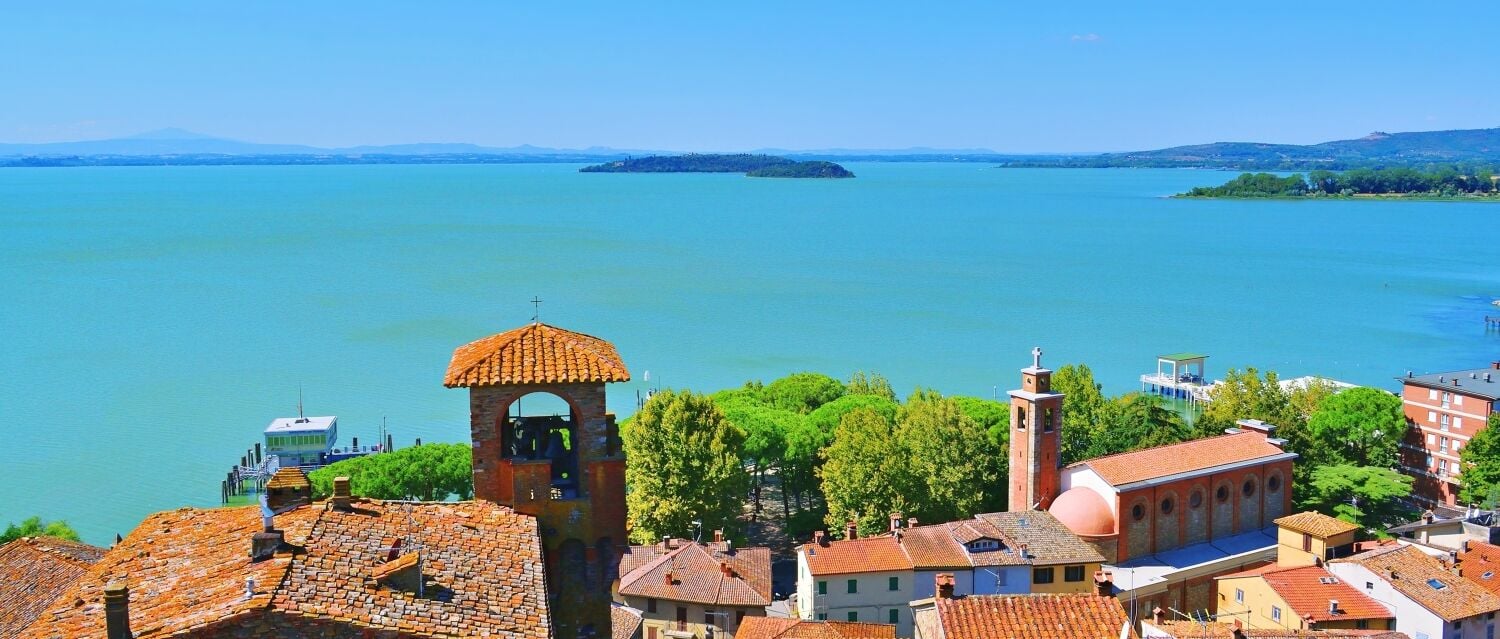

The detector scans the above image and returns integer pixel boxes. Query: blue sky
[3,2,1495,152]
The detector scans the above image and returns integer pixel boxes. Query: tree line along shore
[1179,164,1500,199]
[21,366,1497,553]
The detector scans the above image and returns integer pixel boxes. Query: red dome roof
[1048,487,1116,537]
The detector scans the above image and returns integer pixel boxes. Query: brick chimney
[890,512,903,532]
[720,561,733,578]
[1232,619,1247,639]
[1151,607,1164,625]
[935,573,955,599]
[713,529,724,544]
[814,530,826,546]
[664,571,674,586]
[845,520,858,540]
[662,535,672,550]
[1492,361,1500,370]
[1093,570,1113,597]
[331,476,352,511]
[907,517,917,528]
[104,581,131,639]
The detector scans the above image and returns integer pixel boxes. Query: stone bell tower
[445,321,630,639]
[1009,346,1065,512]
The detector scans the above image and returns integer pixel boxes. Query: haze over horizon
[4,2,1496,153]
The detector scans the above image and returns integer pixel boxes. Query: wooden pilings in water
[1486,316,1500,329]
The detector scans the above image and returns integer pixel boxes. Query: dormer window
[967,539,1001,552]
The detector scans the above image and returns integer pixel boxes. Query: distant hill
[1007,127,1500,170]
[579,154,855,178]
[0,129,661,159]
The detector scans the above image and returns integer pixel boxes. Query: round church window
[1216,485,1229,502]
[1267,475,1281,492]
[1161,497,1174,515]
[1243,479,1257,497]
[1132,504,1146,521]
[1189,491,1204,509]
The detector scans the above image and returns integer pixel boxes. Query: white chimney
[245,576,256,599]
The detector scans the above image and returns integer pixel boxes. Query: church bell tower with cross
[1009,346,1066,512]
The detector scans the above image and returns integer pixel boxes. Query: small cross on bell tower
[1009,346,1065,512]
[530,296,543,324]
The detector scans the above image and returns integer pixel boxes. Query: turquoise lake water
[2,163,1497,544]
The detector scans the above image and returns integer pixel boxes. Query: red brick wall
[1111,459,1293,563]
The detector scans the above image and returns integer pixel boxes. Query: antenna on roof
[530,296,543,324]
[297,383,304,422]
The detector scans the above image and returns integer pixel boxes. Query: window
[1161,496,1175,515]
[1272,606,1282,622]
[817,581,827,595]
[705,611,715,626]
[1443,415,1451,431]
[847,612,858,622]
[1235,588,1244,603]
[1033,567,1055,584]
[1216,485,1230,503]
[677,607,688,624]
[1302,533,1312,552]
[1457,417,1465,429]
[1365,582,1373,590]
[847,579,858,594]
[1429,411,1438,423]
[1429,433,1437,444]
[647,598,657,613]
[888,609,899,624]
[1429,388,1439,399]
[1428,578,1448,590]
[1016,406,1027,431]
[1132,504,1146,521]
[1456,395,1465,406]
[888,576,899,591]
[1065,565,1085,582]
[816,613,827,621]
[1044,408,1055,432]
[1457,441,1464,452]
[1242,479,1257,497]
[1267,475,1281,492]
[1189,491,1204,509]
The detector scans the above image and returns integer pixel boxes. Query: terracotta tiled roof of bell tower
[444,322,631,387]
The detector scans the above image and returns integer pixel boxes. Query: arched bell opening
[500,391,583,499]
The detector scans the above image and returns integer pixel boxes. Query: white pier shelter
[1140,352,1213,406]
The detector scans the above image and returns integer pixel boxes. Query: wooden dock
[1487,316,1500,329]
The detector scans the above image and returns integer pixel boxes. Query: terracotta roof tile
[899,525,991,570]
[265,467,310,490]
[978,511,1107,565]
[618,541,771,606]
[611,604,643,639]
[1148,621,1408,638]
[444,322,630,387]
[800,536,911,576]
[0,537,105,638]
[21,500,550,639]
[736,618,897,639]
[934,594,1133,639]
[1458,541,1500,596]
[1275,512,1360,538]
[1334,545,1500,621]
[1251,566,1392,622]
[1074,431,1290,486]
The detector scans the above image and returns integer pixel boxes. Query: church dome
[1049,487,1116,537]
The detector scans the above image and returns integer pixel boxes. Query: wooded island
[1178,165,1500,199]
[580,153,854,178]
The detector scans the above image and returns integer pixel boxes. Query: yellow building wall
[1215,575,1391,632]
[618,596,757,639]
[1275,528,1357,567]
[1029,563,1102,594]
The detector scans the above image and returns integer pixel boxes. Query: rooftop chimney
[720,561,733,578]
[845,520,858,540]
[1487,373,1494,383]
[1093,570,1113,597]
[250,530,284,562]
[1492,361,1500,370]
[1328,599,1339,615]
[1236,418,1277,437]
[663,535,672,550]
[331,476,352,511]
[935,573,955,599]
[104,581,131,639]
[1423,510,1436,524]
[814,530,826,546]
[713,529,724,544]
[1018,543,1029,559]
[1151,607,1164,625]
[908,517,917,528]
[1232,619,1246,639]
[664,571,674,586]
[890,512,903,532]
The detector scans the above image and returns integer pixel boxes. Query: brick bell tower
[1009,346,1065,512]
[445,321,630,639]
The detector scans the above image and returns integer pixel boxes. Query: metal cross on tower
[1031,346,1043,369]
[530,296,543,323]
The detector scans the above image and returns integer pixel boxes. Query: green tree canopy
[308,442,473,501]
[899,391,1008,521]
[763,372,846,414]
[1086,393,1192,459]
[1304,387,1404,468]
[1460,414,1500,505]
[1050,364,1110,464]
[807,394,900,435]
[1297,464,1416,535]
[846,371,897,401]
[1,516,82,544]
[951,395,1010,448]
[623,389,750,544]
[819,407,913,537]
